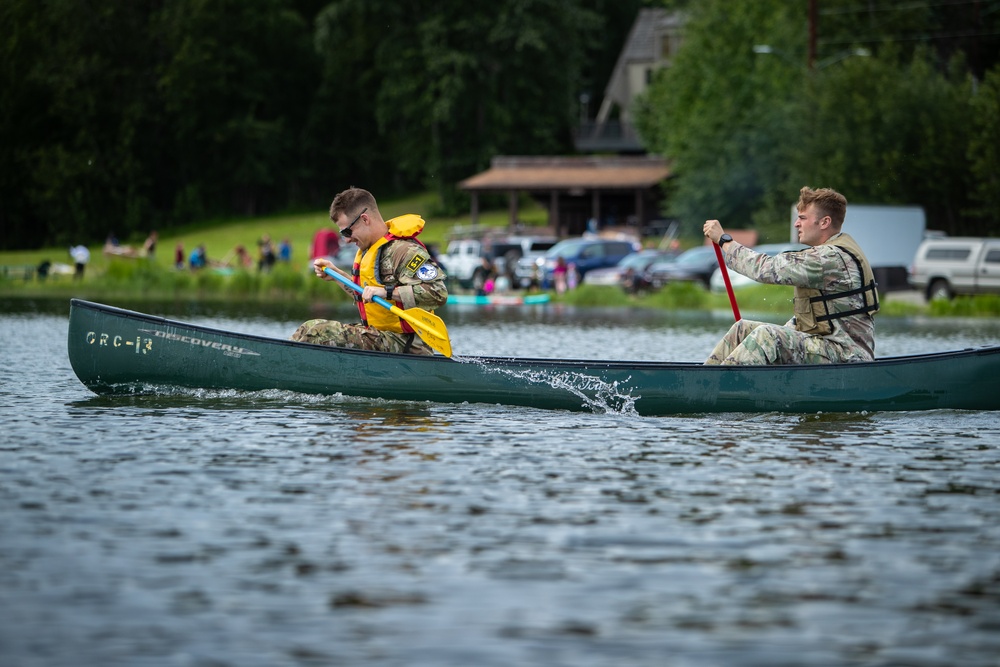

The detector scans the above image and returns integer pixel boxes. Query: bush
[929,294,1000,317]
[227,270,260,296]
[640,282,712,310]
[264,264,306,293]
[194,270,226,292]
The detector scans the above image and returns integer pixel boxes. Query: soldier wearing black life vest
[292,187,448,355]
[703,186,879,365]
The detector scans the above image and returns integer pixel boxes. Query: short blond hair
[797,187,847,228]
[330,187,377,221]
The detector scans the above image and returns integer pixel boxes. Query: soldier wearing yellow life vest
[702,186,879,365]
[291,187,448,355]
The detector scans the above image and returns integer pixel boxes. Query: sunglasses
[340,207,367,238]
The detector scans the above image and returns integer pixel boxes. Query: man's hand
[703,220,724,245]
[361,285,388,303]
[314,258,358,297]
[313,258,338,280]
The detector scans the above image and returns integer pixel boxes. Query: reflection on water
[2,298,1000,666]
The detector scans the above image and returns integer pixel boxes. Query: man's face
[337,208,368,248]
[794,204,828,246]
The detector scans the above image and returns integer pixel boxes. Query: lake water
[2,297,1000,667]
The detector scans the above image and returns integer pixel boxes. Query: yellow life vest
[793,233,879,335]
[353,214,427,333]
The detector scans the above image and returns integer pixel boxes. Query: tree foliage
[1,0,319,249]
[310,0,603,213]
[1,0,615,249]
[634,0,1000,240]
[968,68,1000,230]
[2,0,995,250]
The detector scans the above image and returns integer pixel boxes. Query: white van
[790,204,926,291]
[908,237,1000,300]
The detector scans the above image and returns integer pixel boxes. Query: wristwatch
[718,233,733,246]
[385,285,395,301]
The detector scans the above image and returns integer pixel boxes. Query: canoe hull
[67,299,1000,414]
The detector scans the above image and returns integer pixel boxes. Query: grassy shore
[0,192,536,306]
[2,193,998,317]
[0,192,502,285]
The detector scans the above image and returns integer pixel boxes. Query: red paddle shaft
[713,243,741,322]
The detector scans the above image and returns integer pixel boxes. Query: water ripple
[2,304,1000,666]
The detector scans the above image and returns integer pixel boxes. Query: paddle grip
[322,266,395,311]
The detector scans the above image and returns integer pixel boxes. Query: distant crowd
[61,230,295,277]
[176,234,291,272]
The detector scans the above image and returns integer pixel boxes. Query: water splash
[457,355,640,416]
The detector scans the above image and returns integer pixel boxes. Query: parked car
[583,249,675,289]
[908,237,1000,301]
[708,242,808,292]
[513,250,552,289]
[489,236,558,276]
[644,246,719,289]
[521,238,639,288]
[438,238,486,287]
[440,235,557,288]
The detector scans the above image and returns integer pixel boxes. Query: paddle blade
[389,304,453,357]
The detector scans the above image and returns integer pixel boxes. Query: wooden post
[635,189,644,229]
[508,191,519,230]
[549,190,560,236]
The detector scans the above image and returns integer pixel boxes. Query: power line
[820,28,1000,45]
[820,0,999,15]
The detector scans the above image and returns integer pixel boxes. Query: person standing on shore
[69,245,90,280]
[291,187,448,355]
[143,231,158,259]
[702,186,879,365]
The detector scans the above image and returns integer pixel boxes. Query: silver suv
[909,237,1000,300]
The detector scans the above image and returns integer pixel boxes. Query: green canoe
[67,299,1000,415]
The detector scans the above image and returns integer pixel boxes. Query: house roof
[458,156,671,192]
[599,8,685,119]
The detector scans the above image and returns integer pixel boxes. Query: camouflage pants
[290,319,433,355]
[705,319,840,365]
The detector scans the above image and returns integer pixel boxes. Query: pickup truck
[439,236,557,288]
[908,237,1000,300]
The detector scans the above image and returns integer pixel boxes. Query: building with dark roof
[459,10,684,236]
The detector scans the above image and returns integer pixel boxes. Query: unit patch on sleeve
[406,254,427,272]
[415,263,439,280]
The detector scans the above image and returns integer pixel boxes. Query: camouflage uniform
[292,240,448,355]
[706,236,877,365]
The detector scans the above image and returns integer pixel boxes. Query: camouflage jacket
[724,237,876,359]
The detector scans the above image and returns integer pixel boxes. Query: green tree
[634,0,995,239]
[157,0,318,220]
[1,0,320,250]
[967,66,1000,231]
[1,1,162,248]
[310,0,601,212]
[633,0,801,236]
[781,48,975,233]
